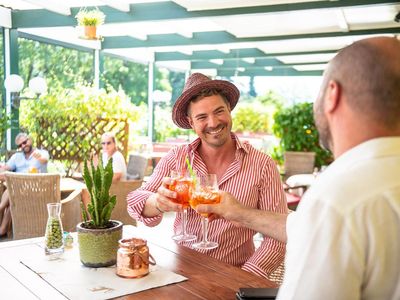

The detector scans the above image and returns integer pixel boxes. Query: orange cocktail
[190,189,221,217]
[169,177,193,208]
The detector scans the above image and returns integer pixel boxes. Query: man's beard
[23,145,32,153]
[314,97,332,152]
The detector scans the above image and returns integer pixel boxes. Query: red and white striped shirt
[127,134,287,279]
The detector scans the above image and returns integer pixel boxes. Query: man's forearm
[232,207,288,243]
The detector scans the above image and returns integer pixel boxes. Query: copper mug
[116,238,156,278]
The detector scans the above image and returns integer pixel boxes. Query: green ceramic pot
[77,220,123,267]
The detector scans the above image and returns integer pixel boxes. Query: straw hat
[172,73,240,129]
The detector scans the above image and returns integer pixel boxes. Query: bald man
[197,36,400,299]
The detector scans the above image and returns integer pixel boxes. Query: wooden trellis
[36,117,129,163]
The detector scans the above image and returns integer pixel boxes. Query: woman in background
[95,132,127,183]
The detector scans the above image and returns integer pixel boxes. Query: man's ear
[325,80,341,114]
[187,116,194,128]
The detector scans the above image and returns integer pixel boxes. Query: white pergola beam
[23,0,71,15]
[129,33,148,41]
[335,9,349,32]
[177,31,193,39]
[0,6,11,28]
[99,0,130,12]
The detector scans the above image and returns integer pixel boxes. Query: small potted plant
[75,8,105,39]
[77,158,123,267]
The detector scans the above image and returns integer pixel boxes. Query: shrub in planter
[272,102,333,169]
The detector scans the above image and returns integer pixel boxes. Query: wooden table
[0,225,275,299]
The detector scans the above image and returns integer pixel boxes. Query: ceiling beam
[191,60,328,69]
[155,48,339,61]
[99,0,130,12]
[22,0,71,16]
[102,27,400,49]
[11,0,398,28]
[18,32,96,52]
[217,69,323,77]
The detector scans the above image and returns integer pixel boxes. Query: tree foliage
[102,56,148,106]
[19,38,94,93]
[232,90,283,134]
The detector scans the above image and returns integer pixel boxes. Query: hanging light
[4,74,47,108]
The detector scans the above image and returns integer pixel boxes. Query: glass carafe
[45,203,64,255]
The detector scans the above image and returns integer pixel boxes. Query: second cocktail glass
[190,174,221,250]
[169,170,197,242]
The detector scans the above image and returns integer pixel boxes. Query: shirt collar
[327,136,400,172]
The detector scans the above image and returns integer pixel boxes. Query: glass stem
[182,208,187,236]
[202,217,209,243]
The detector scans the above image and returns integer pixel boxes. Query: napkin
[20,246,187,300]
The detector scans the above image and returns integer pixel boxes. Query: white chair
[126,154,148,180]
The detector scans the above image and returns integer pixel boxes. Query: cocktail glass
[169,170,197,242]
[190,174,220,250]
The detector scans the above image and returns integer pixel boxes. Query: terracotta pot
[77,220,123,267]
[84,26,97,39]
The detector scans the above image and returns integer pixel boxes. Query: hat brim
[172,80,240,129]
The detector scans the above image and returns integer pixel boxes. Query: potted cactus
[77,158,123,267]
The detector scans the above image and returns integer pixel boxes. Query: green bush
[232,103,271,133]
[19,84,142,174]
[232,90,283,134]
[272,102,333,168]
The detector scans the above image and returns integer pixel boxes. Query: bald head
[323,37,400,129]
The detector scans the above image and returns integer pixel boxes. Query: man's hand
[144,177,182,217]
[196,191,245,226]
[31,150,41,160]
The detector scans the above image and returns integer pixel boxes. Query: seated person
[127,73,287,281]
[0,133,49,236]
[93,132,127,183]
[82,133,128,210]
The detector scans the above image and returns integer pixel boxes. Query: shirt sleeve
[112,152,126,173]
[126,150,176,227]
[242,160,287,279]
[39,149,49,163]
[6,154,17,171]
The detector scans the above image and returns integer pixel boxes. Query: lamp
[4,74,47,108]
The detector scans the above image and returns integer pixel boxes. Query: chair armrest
[61,188,82,232]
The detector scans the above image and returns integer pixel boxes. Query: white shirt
[102,151,127,180]
[279,137,400,300]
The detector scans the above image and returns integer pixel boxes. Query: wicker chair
[109,179,142,226]
[5,172,82,240]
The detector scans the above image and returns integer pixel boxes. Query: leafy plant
[82,158,116,228]
[75,8,105,26]
[272,102,333,167]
